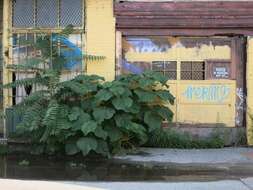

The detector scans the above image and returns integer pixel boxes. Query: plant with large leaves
[2,26,175,157]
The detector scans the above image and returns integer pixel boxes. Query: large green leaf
[144,111,163,132]
[134,89,157,102]
[93,107,115,123]
[114,114,133,127]
[156,106,174,122]
[112,97,133,111]
[95,89,113,102]
[125,122,148,145]
[143,71,168,84]
[157,90,175,104]
[109,85,126,96]
[68,107,82,121]
[105,126,123,142]
[71,112,91,130]
[139,78,155,88]
[76,137,98,156]
[81,120,98,135]
[94,127,108,140]
[95,140,110,157]
[65,143,80,155]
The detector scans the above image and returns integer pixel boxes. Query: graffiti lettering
[183,85,231,103]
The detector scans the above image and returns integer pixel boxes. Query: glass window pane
[181,62,192,71]
[192,71,205,80]
[165,71,177,80]
[13,0,34,27]
[192,62,205,71]
[60,0,83,27]
[37,0,58,27]
[181,71,192,80]
[152,61,164,71]
[165,61,177,71]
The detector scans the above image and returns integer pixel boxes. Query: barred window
[181,61,205,80]
[12,0,83,28]
[152,61,177,80]
[12,33,83,104]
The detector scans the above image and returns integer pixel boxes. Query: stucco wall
[85,0,116,81]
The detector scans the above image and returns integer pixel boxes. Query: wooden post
[115,31,122,77]
[2,0,12,139]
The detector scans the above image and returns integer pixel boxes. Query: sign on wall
[206,60,231,79]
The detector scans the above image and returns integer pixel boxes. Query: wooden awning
[115,1,253,36]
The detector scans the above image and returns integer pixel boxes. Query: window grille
[181,61,205,80]
[37,0,58,27]
[11,33,84,105]
[12,0,84,28]
[60,0,83,27]
[152,61,177,80]
[12,0,34,28]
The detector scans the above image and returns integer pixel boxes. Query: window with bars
[152,61,177,80]
[12,0,84,28]
[181,61,205,80]
[11,33,84,104]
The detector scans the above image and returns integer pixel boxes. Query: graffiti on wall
[236,87,246,125]
[182,85,231,103]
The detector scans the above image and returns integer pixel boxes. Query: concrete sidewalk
[1,179,253,190]
[115,147,253,165]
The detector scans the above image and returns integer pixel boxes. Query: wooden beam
[115,1,253,35]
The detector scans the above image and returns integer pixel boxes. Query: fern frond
[83,54,105,62]
[7,58,47,71]
[19,99,48,130]
[1,76,46,89]
[12,90,50,114]
[40,100,61,142]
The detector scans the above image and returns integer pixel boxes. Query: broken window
[152,61,177,80]
[12,33,83,104]
[181,61,205,80]
[12,0,84,28]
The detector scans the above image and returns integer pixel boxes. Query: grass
[145,128,225,149]
[0,144,8,155]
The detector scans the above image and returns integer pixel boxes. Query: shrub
[0,144,8,155]
[3,72,175,157]
[2,26,175,157]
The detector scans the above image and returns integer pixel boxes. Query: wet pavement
[115,148,253,164]
[1,148,253,189]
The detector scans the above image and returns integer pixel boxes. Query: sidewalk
[1,179,253,190]
[115,147,253,165]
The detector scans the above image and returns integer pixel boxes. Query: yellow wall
[85,0,115,81]
[247,37,253,145]
[167,80,236,127]
[122,36,235,127]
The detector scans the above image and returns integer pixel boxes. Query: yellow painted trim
[247,37,253,145]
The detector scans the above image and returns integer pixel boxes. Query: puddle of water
[0,154,253,182]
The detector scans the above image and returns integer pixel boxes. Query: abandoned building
[0,0,253,145]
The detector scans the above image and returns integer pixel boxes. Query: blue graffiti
[121,59,143,74]
[183,85,231,103]
[52,35,82,69]
[127,37,170,53]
